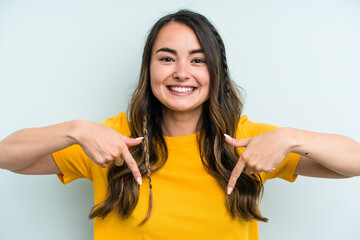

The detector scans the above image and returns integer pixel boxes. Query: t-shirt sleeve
[51,144,94,184]
[51,112,131,185]
[236,115,301,183]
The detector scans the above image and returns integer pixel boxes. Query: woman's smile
[166,85,198,95]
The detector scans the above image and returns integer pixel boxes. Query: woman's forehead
[152,22,201,54]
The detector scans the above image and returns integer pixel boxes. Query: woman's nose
[172,62,190,81]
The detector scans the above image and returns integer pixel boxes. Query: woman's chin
[163,104,202,114]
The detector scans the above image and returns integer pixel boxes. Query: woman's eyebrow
[189,48,204,54]
[156,48,176,54]
[155,48,204,55]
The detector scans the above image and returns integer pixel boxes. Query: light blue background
[0,0,359,239]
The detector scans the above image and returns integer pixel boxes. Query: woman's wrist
[279,127,301,155]
[67,119,88,145]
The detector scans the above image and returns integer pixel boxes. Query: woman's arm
[287,127,360,177]
[224,128,360,194]
[0,120,79,172]
[0,120,143,185]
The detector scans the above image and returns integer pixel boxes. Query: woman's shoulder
[98,112,131,137]
[237,115,279,139]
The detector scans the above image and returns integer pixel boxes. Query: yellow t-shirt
[52,113,300,240]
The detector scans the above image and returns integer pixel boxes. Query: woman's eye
[160,57,173,62]
[192,58,205,64]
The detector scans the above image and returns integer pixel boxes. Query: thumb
[121,136,144,146]
[224,134,250,147]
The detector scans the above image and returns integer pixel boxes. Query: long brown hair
[89,9,267,225]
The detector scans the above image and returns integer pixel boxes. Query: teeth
[169,87,195,93]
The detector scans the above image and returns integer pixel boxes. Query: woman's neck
[162,107,202,137]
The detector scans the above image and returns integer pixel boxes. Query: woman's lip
[166,84,198,88]
[166,86,197,96]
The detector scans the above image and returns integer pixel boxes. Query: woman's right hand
[75,120,144,185]
[0,119,143,185]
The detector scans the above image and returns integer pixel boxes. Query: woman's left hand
[224,128,292,194]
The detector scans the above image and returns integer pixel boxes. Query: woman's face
[150,22,210,115]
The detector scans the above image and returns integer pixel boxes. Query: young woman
[0,10,359,240]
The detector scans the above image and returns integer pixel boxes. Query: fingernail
[135,137,144,140]
[224,134,232,139]
[136,177,142,185]
[227,186,233,195]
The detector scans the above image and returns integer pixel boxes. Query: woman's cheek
[151,63,169,83]
[195,68,210,86]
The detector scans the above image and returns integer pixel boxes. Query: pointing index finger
[227,156,245,195]
[121,147,143,185]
